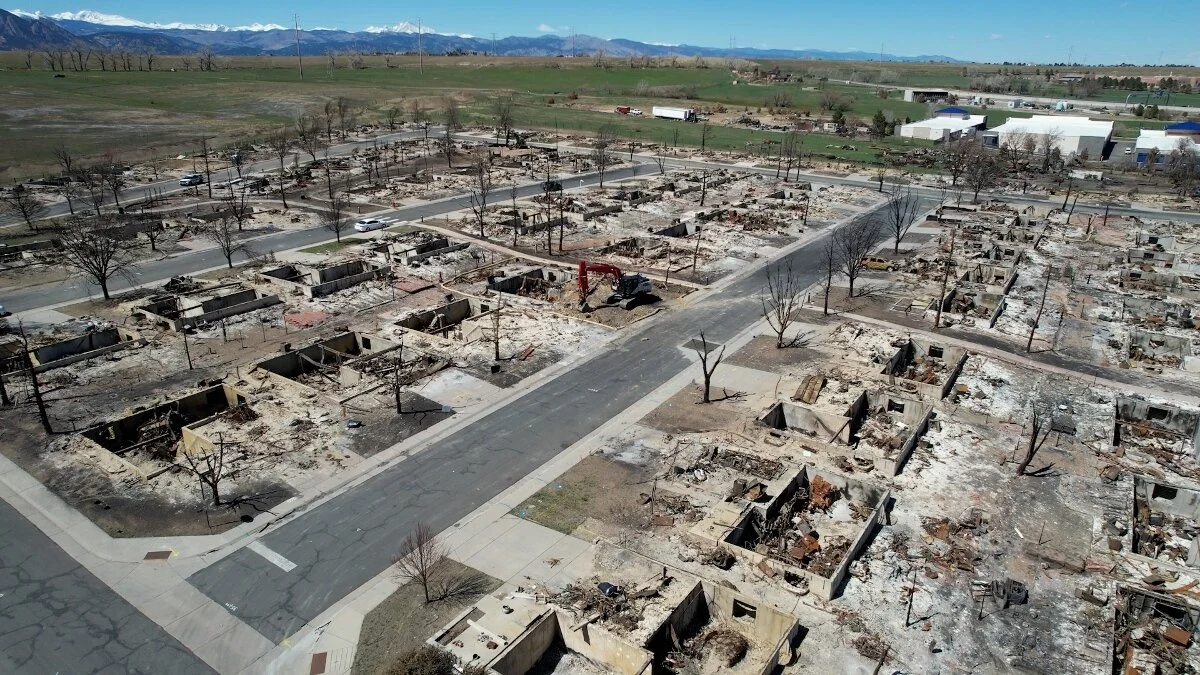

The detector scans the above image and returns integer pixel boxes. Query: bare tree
[409,99,427,125]
[204,217,249,268]
[780,130,801,180]
[335,96,356,140]
[143,49,156,71]
[442,98,461,168]
[223,189,252,231]
[835,217,885,297]
[0,186,48,231]
[1036,127,1062,173]
[700,122,714,152]
[467,161,494,239]
[1167,139,1200,197]
[295,114,325,163]
[56,217,138,299]
[266,127,292,209]
[593,124,618,187]
[883,182,921,253]
[492,93,516,146]
[1026,267,1052,352]
[323,193,351,243]
[819,235,838,315]
[16,321,52,433]
[942,138,973,188]
[76,167,106,214]
[98,155,126,208]
[394,522,447,603]
[197,45,216,72]
[963,149,998,203]
[198,138,214,199]
[52,142,77,214]
[182,432,232,506]
[1001,131,1031,173]
[1015,409,1052,476]
[22,50,34,70]
[653,155,668,175]
[694,331,726,404]
[761,260,804,348]
[384,106,401,130]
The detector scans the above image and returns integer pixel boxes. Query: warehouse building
[981,115,1114,159]
[1134,129,1199,166]
[899,107,987,142]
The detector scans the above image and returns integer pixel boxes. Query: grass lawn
[351,559,501,675]
[299,237,367,254]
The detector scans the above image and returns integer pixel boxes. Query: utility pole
[491,32,497,57]
[493,290,502,361]
[934,227,956,329]
[418,18,424,74]
[183,330,193,370]
[294,15,304,80]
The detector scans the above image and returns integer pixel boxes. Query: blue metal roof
[936,107,970,115]
[1166,121,1200,132]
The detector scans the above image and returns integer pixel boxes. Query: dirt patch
[513,454,656,535]
[724,335,826,374]
[352,560,501,675]
[351,392,455,457]
[638,384,745,435]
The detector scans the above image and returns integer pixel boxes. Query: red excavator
[577,260,653,312]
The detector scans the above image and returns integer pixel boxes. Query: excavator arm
[577,260,625,303]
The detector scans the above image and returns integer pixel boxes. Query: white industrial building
[1134,129,1199,166]
[899,107,987,142]
[982,115,1113,158]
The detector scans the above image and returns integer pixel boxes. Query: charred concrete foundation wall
[136,287,282,331]
[760,397,866,445]
[1115,397,1200,459]
[80,384,247,458]
[723,467,889,600]
[259,261,385,298]
[22,328,145,373]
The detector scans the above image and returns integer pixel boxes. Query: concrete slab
[414,369,503,412]
[191,621,276,674]
[447,514,520,562]
[462,517,567,582]
[512,533,593,586]
[166,600,246,650]
[138,581,213,627]
[10,307,75,330]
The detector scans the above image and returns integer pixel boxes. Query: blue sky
[10,1,1198,65]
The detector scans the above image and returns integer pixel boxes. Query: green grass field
[2,52,1196,181]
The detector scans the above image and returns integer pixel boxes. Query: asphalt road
[187,195,926,642]
[0,128,440,228]
[1,163,649,314]
[0,499,215,675]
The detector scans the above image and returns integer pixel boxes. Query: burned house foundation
[715,467,889,600]
[259,260,387,298]
[134,283,282,332]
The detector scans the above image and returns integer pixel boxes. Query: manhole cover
[143,550,171,561]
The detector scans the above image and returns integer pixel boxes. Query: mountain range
[0,8,959,62]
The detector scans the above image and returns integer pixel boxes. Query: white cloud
[989,33,1003,40]
[537,23,557,33]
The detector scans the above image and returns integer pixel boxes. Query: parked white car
[629,108,643,116]
[179,173,204,186]
[353,218,387,232]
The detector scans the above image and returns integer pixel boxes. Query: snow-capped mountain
[0,7,958,62]
[12,8,283,31]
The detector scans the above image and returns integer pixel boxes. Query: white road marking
[247,541,297,572]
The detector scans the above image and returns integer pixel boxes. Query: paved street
[1,163,648,314]
[0,499,215,675]
[0,129,439,228]
[187,196,925,642]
